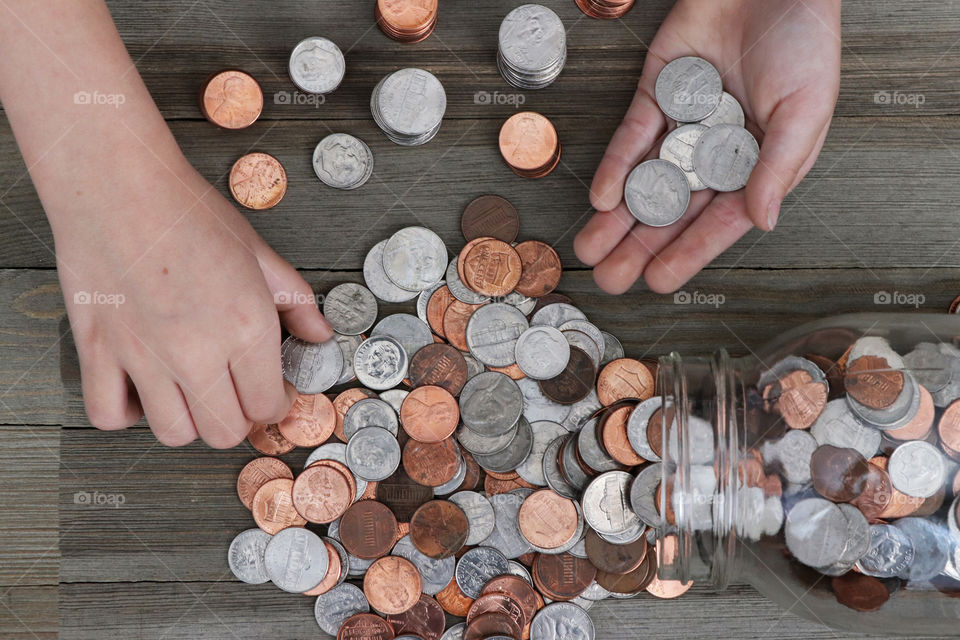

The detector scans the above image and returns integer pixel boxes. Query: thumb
[255,244,334,343]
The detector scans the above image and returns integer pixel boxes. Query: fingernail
[766,200,781,231]
[318,314,334,338]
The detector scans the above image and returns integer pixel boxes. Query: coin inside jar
[200,69,263,129]
[338,500,398,559]
[844,355,904,409]
[810,445,870,503]
[229,152,287,210]
[410,500,470,559]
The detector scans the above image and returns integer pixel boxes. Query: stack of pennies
[312,133,375,190]
[371,68,447,146]
[288,36,346,95]
[228,152,288,210]
[624,56,759,227]
[575,0,635,19]
[375,0,438,43]
[497,4,567,90]
[499,111,561,179]
[199,69,263,130]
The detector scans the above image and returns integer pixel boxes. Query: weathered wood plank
[0,586,58,640]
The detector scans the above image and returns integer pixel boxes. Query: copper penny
[938,398,960,454]
[601,405,646,466]
[467,592,527,630]
[596,547,657,594]
[810,445,870,503]
[950,295,960,314]
[766,370,828,430]
[291,463,353,524]
[229,152,287,210]
[883,385,934,441]
[364,556,422,615]
[409,344,468,396]
[531,552,596,601]
[645,537,693,598]
[386,594,445,640]
[377,467,435,520]
[499,112,560,178]
[436,576,475,617]
[250,477,306,534]
[306,458,357,505]
[247,422,295,455]
[402,437,461,487]
[443,300,484,352]
[870,456,925,519]
[453,450,483,493]
[333,388,378,442]
[487,362,527,380]
[584,527,647,574]
[375,0,437,43]
[805,353,846,399]
[236,456,293,510]
[462,239,523,298]
[359,481,380,502]
[457,237,488,285]
[463,612,522,640]
[485,473,537,496]
[539,347,596,404]
[646,405,675,459]
[426,285,457,337]
[401,385,460,442]
[337,612,394,640]
[302,540,342,596]
[597,358,655,406]
[844,355,904,409]
[339,500,398,559]
[481,575,540,629]
[831,573,889,612]
[200,69,262,130]
[517,490,578,550]
[277,393,336,447]
[410,499,469,558]
[461,195,520,243]
[513,241,562,297]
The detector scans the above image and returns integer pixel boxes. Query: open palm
[574,0,841,293]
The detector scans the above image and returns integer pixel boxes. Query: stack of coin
[199,69,263,130]
[312,133,374,190]
[576,0,635,19]
[375,0,438,43]
[371,68,447,146]
[497,4,567,90]
[499,111,561,179]
[228,152,288,210]
[288,36,346,95]
[624,56,758,227]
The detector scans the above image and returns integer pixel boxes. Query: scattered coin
[461,195,520,243]
[410,500,470,559]
[288,36,345,94]
[228,528,272,584]
[200,69,263,129]
[364,556,423,615]
[264,527,328,593]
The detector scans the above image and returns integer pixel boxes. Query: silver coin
[382,227,448,292]
[333,333,363,386]
[323,283,378,335]
[264,527,328,593]
[629,463,663,529]
[324,537,350,585]
[363,240,419,303]
[888,440,946,498]
[560,433,591,491]
[655,56,722,122]
[353,335,408,390]
[479,492,532,559]
[846,371,920,430]
[809,398,880,459]
[445,258,490,304]
[289,36,345,95]
[902,343,952,394]
[227,528,271,584]
[456,420,518,456]
[558,319,603,356]
[950,494,960,544]
[467,303,529,367]
[836,503,871,566]
[343,397,399,440]
[313,583,369,636]
[459,371,524,437]
[765,429,817,484]
[856,524,916,579]
[344,426,401,481]
[579,580,612,602]
[498,4,566,89]
[624,159,691,226]
[692,124,759,192]
[448,491,496,545]
[499,291,537,315]
[660,123,709,191]
[847,336,903,366]
[784,498,848,569]
[582,471,640,535]
[456,546,510,599]
[312,133,373,190]
[562,330,601,371]
[696,91,745,127]
[894,517,950,581]
[530,602,596,640]
[516,420,568,486]
[542,435,579,500]
[472,415,534,473]
[598,332,625,367]
[568,537,588,559]
[515,325,569,380]
[373,68,446,145]
[372,312,434,360]
[392,535,455,595]
[626,397,663,462]
[440,623,466,640]
[530,303,587,328]
[462,352,485,381]
[434,456,467,496]
[597,515,647,545]
[281,336,343,394]
[418,280,446,325]
[561,390,601,432]
[379,388,408,415]
[506,560,534,584]
[758,355,828,389]
[577,417,626,474]
[303,442,368,501]
[517,377,571,425]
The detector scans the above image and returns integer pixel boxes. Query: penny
[831,573,889,612]
[601,405,645,466]
[315,583,370,636]
[200,69,263,129]
[532,552,596,601]
[654,56,722,122]
[462,240,523,298]
[289,36,345,95]
[281,336,343,395]
[410,343,468,395]
[387,594,446,640]
[691,124,759,192]
[623,159,690,227]
[403,437,462,487]
[466,593,527,631]
[518,489,579,550]
[247,422,296,455]
[344,398,399,440]
[227,528,271,584]
[646,572,693,599]
[277,393,336,447]
[436,577,475,617]
[481,575,540,630]
[597,358,655,405]
[345,426,402,482]
[849,462,893,523]
[645,405,676,460]
[237,457,292,510]
[264,527,328,593]
[378,467,435,521]
[337,613,394,640]
[443,300,485,352]
[410,500,470,559]
[539,347,596,404]
[938,398,960,454]
[595,549,656,594]
[363,556,422,615]
[463,612,522,640]
[583,527,647,574]
[461,195,520,243]
[229,152,287,210]
[810,445,870,503]
[498,112,561,178]
[513,241,562,297]
[456,546,511,599]
[844,355,904,409]
[251,477,307,534]
[339,500,398,560]
[426,286,457,338]
[303,539,343,596]
[333,388,379,442]
[514,326,569,381]
[764,370,828,430]
[292,464,353,524]
[354,335,408,391]
[576,0,635,19]
[375,0,438,43]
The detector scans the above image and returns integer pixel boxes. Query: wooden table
[2,1,959,638]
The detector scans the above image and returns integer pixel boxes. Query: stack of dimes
[624,56,759,227]
[497,4,567,90]
[375,0,438,43]
[371,68,447,146]
[287,36,346,95]
[575,0,635,20]
[312,133,375,190]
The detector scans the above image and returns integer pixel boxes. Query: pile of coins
[498,112,561,179]
[371,68,447,147]
[228,195,699,639]
[575,0,635,20]
[375,0,438,43]
[624,56,758,227]
[497,4,567,90]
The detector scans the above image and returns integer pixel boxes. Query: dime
[288,37,345,94]
[411,500,470,559]
[582,471,640,535]
[333,333,363,385]
[228,528,272,584]
[461,195,520,243]
[252,477,307,534]
[401,385,460,442]
[623,159,691,226]
[345,426,402,482]
[403,437,462,487]
[200,69,263,129]
[277,393,337,447]
[387,594,446,640]
[372,69,446,146]
[498,111,561,178]
[364,240,420,303]
[237,457,292,510]
[323,283,378,335]
[344,397,399,440]
[314,583,369,636]
[448,491,496,546]
[887,440,945,498]
[515,326,570,380]
[372,312,434,360]
[354,335,408,390]
[529,601,595,640]
[655,56,722,122]
[497,5,566,90]
[467,303,528,367]
[459,372,524,437]
[456,546,511,599]
[264,527,328,593]
[281,336,343,394]
[660,123,708,191]
[691,124,759,192]
[339,500,398,559]
[292,463,353,524]
[229,152,287,210]
[409,343,468,395]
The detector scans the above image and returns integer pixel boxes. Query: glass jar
[648,313,960,636]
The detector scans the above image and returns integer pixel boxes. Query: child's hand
[575,0,841,294]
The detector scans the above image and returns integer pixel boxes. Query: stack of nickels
[624,56,759,227]
[312,133,374,190]
[371,68,447,146]
[287,36,345,95]
[497,4,567,90]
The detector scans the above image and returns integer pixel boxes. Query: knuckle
[84,398,135,431]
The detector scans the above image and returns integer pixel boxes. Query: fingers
[255,244,333,344]
[130,372,199,447]
[180,368,251,449]
[643,191,754,293]
[79,352,143,430]
[230,337,298,425]
[574,203,638,267]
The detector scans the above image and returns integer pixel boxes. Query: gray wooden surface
[1,0,959,638]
